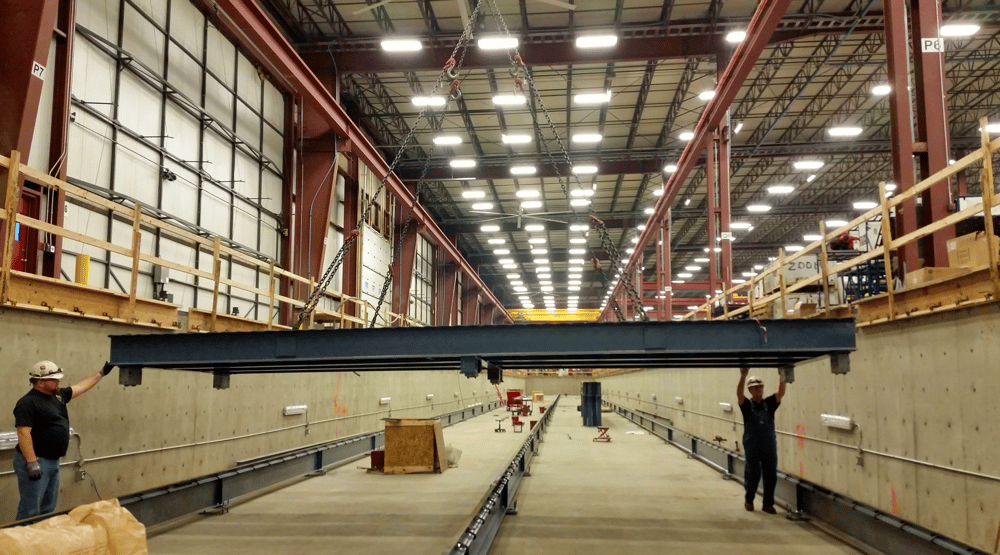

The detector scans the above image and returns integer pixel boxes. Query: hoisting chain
[366,1,484,327]
[294,0,484,329]
[590,257,627,322]
[488,0,648,320]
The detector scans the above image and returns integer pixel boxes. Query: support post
[127,204,142,322]
[211,236,222,331]
[819,221,831,315]
[1,151,22,304]
[979,117,1000,297]
[878,182,896,321]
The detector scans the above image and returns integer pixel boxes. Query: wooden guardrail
[683,120,1000,325]
[0,151,422,330]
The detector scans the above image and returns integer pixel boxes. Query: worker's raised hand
[26,461,42,481]
[740,366,749,376]
[100,362,115,376]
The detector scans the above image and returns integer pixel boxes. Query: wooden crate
[382,418,447,474]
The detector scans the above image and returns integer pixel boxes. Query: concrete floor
[147,397,866,554]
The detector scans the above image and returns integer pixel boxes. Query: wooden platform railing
[0,151,422,330]
[682,120,1000,324]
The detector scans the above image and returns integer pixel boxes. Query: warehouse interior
[1,0,999,553]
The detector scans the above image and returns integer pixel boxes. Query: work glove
[100,362,115,376]
[26,461,41,481]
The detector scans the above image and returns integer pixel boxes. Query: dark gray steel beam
[108,319,856,375]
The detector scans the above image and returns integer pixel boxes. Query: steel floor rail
[449,395,560,555]
[108,320,856,381]
[606,401,988,555]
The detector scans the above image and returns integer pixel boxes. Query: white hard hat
[747,376,764,388]
[30,360,64,380]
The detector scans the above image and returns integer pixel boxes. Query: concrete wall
[599,304,1000,553]
[0,308,506,524]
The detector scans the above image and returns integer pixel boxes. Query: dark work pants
[744,446,777,507]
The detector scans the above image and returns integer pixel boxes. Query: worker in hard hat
[737,366,787,514]
[12,360,115,520]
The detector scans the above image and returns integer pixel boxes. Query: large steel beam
[108,319,856,374]
[196,0,510,322]
[304,26,883,74]
[602,0,795,321]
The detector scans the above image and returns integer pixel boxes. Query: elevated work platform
[108,320,855,382]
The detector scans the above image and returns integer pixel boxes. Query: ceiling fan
[354,0,576,17]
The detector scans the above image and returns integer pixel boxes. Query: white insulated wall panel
[66,114,113,190]
[158,237,197,286]
[75,0,120,41]
[166,42,203,102]
[233,150,260,199]
[122,5,165,76]
[322,226,344,294]
[159,167,199,223]
[202,130,233,184]
[263,125,282,172]
[118,72,162,139]
[108,219,155,275]
[360,224,391,327]
[237,55,261,106]
[205,26,235,87]
[261,172,283,216]
[163,103,200,171]
[169,1,204,54]
[263,80,284,131]
[71,39,115,116]
[111,136,160,206]
[204,76,234,129]
[199,183,232,238]
[62,203,109,260]
[236,101,261,151]
[232,199,259,251]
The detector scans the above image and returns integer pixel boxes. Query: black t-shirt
[14,387,73,459]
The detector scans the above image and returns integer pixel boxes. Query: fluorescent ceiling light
[570,198,591,207]
[754,264,764,270]
[726,30,747,43]
[472,203,493,210]
[450,159,476,168]
[828,126,864,137]
[570,189,594,197]
[569,225,589,232]
[767,185,795,194]
[514,286,528,292]
[685,266,701,271]
[538,280,551,285]
[746,204,771,212]
[684,198,691,206]
[510,165,537,175]
[493,94,527,106]
[730,222,752,230]
[572,133,603,143]
[806,174,817,182]
[499,258,514,264]
[507,274,520,279]
[677,272,693,278]
[853,201,878,210]
[694,257,710,263]
[732,279,746,284]
[381,39,422,52]
[794,160,824,170]
[481,225,500,232]
[568,258,585,264]
[698,90,716,101]
[644,207,655,214]
[528,238,546,244]
[503,263,518,269]
[462,190,485,199]
[491,239,507,245]
[732,121,744,134]
[569,248,586,255]
[570,237,587,244]
[679,131,695,141]
[983,123,1000,133]
[493,249,510,255]
[885,183,897,191]
[535,259,550,265]
[803,234,823,241]
[541,286,554,292]
[574,90,612,105]
[502,134,532,144]
[572,165,598,174]
[826,220,848,228]
[433,135,462,145]
[785,245,805,252]
[525,224,545,231]
[576,35,618,49]
[521,200,543,209]
[516,189,539,198]
[412,96,446,107]
[664,164,677,173]
[511,281,522,286]
[653,188,664,196]
[940,24,980,37]
[742,271,756,277]
[479,36,519,50]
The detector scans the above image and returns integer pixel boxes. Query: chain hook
[444,57,460,80]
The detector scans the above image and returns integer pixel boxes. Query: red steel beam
[196,0,510,322]
[601,0,795,321]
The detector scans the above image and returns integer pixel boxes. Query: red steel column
[884,0,920,276]
[910,0,954,265]
[718,121,733,290]
[706,134,719,296]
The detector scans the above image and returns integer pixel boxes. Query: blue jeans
[744,446,777,507]
[14,450,61,520]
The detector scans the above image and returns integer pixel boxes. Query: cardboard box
[946,231,1000,269]
[904,266,967,288]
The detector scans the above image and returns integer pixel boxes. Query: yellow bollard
[74,254,89,285]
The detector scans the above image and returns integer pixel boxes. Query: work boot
[744,502,753,511]
[762,506,777,514]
